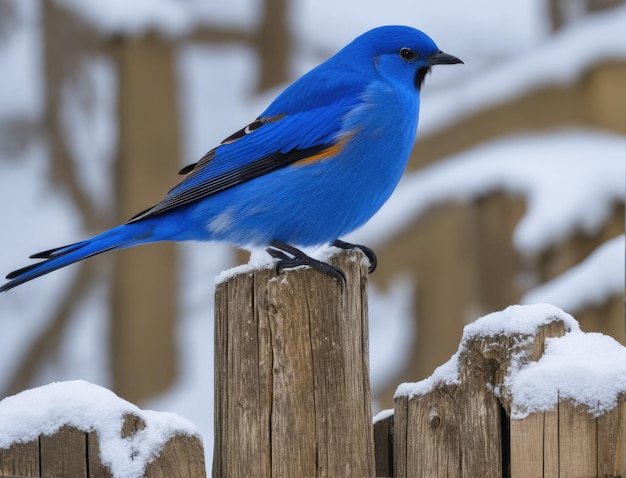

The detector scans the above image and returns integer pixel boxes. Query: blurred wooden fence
[3,0,291,406]
[214,251,626,478]
[0,413,205,478]
[2,0,624,412]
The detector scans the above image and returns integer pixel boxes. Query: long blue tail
[1,223,152,292]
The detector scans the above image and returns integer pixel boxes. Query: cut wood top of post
[0,380,201,477]
[395,303,626,419]
[214,245,373,285]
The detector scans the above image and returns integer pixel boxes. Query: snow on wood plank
[0,380,205,478]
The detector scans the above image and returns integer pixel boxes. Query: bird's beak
[428,50,463,65]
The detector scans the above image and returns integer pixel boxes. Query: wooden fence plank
[394,317,576,478]
[211,271,230,477]
[255,270,274,477]
[543,408,559,477]
[456,336,504,477]
[0,439,39,477]
[510,412,544,478]
[409,387,461,478]
[394,395,408,478]
[40,425,87,478]
[266,268,317,477]
[405,393,424,477]
[291,257,373,477]
[597,393,626,477]
[87,431,113,478]
[213,250,374,478]
[558,401,597,478]
[0,409,205,477]
[213,269,273,477]
[456,384,501,477]
[144,434,207,478]
[374,414,394,477]
[109,32,179,405]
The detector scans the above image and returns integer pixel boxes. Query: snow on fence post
[391,304,626,478]
[0,380,206,478]
[213,249,375,477]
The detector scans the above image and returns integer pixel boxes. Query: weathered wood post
[391,306,626,478]
[0,381,206,477]
[213,250,375,477]
[0,416,205,478]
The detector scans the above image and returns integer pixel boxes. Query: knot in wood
[428,408,441,429]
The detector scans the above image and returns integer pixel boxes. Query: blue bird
[1,25,461,292]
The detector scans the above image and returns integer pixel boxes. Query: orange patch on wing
[296,132,355,166]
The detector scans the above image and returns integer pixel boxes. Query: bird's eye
[399,47,416,61]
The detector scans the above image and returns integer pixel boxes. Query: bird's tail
[1,223,152,292]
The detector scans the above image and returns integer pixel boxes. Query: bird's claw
[267,240,346,285]
[332,239,377,273]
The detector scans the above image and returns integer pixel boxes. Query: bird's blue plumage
[1,25,462,291]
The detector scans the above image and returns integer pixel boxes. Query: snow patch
[420,3,626,136]
[0,380,200,478]
[395,304,626,419]
[351,129,625,255]
[52,0,260,36]
[508,330,626,418]
[395,352,460,399]
[0,0,43,120]
[395,304,579,398]
[522,235,625,311]
[461,303,580,340]
[214,247,276,284]
[373,408,394,424]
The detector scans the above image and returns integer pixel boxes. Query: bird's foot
[267,240,346,285]
[332,239,377,273]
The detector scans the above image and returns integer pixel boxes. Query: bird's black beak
[428,50,463,65]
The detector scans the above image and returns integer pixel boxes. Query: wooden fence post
[213,250,375,478]
[393,319,568,478]
[509,394,626,478]
[0,412,206,477]
[109,32,180,405]
[392,311,626,478]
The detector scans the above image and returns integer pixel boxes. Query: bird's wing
[128,72,368,223]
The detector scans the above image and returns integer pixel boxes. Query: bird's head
[336,25,463,90]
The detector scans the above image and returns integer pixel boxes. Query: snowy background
[0,0,624,471]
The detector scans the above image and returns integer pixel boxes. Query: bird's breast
[340,82,419,185]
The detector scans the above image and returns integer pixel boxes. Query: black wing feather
[129,143,327,223]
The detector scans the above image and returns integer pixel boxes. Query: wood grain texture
[374,414,394,477]
[597,393,626,477]
[144,434,207,478]
[40,425,87,478]
[543,409,559,477]
[558,401,597,478]
[0,439,39,477]
[213,250,374,477]
[489,322,626,478]
[0,413,205,477]
[87,431,113,478]
[408,386,462,477]
[213,268,273,477]
[394,318,572,478]
[510,412,544,478]
[393,395,408,478]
